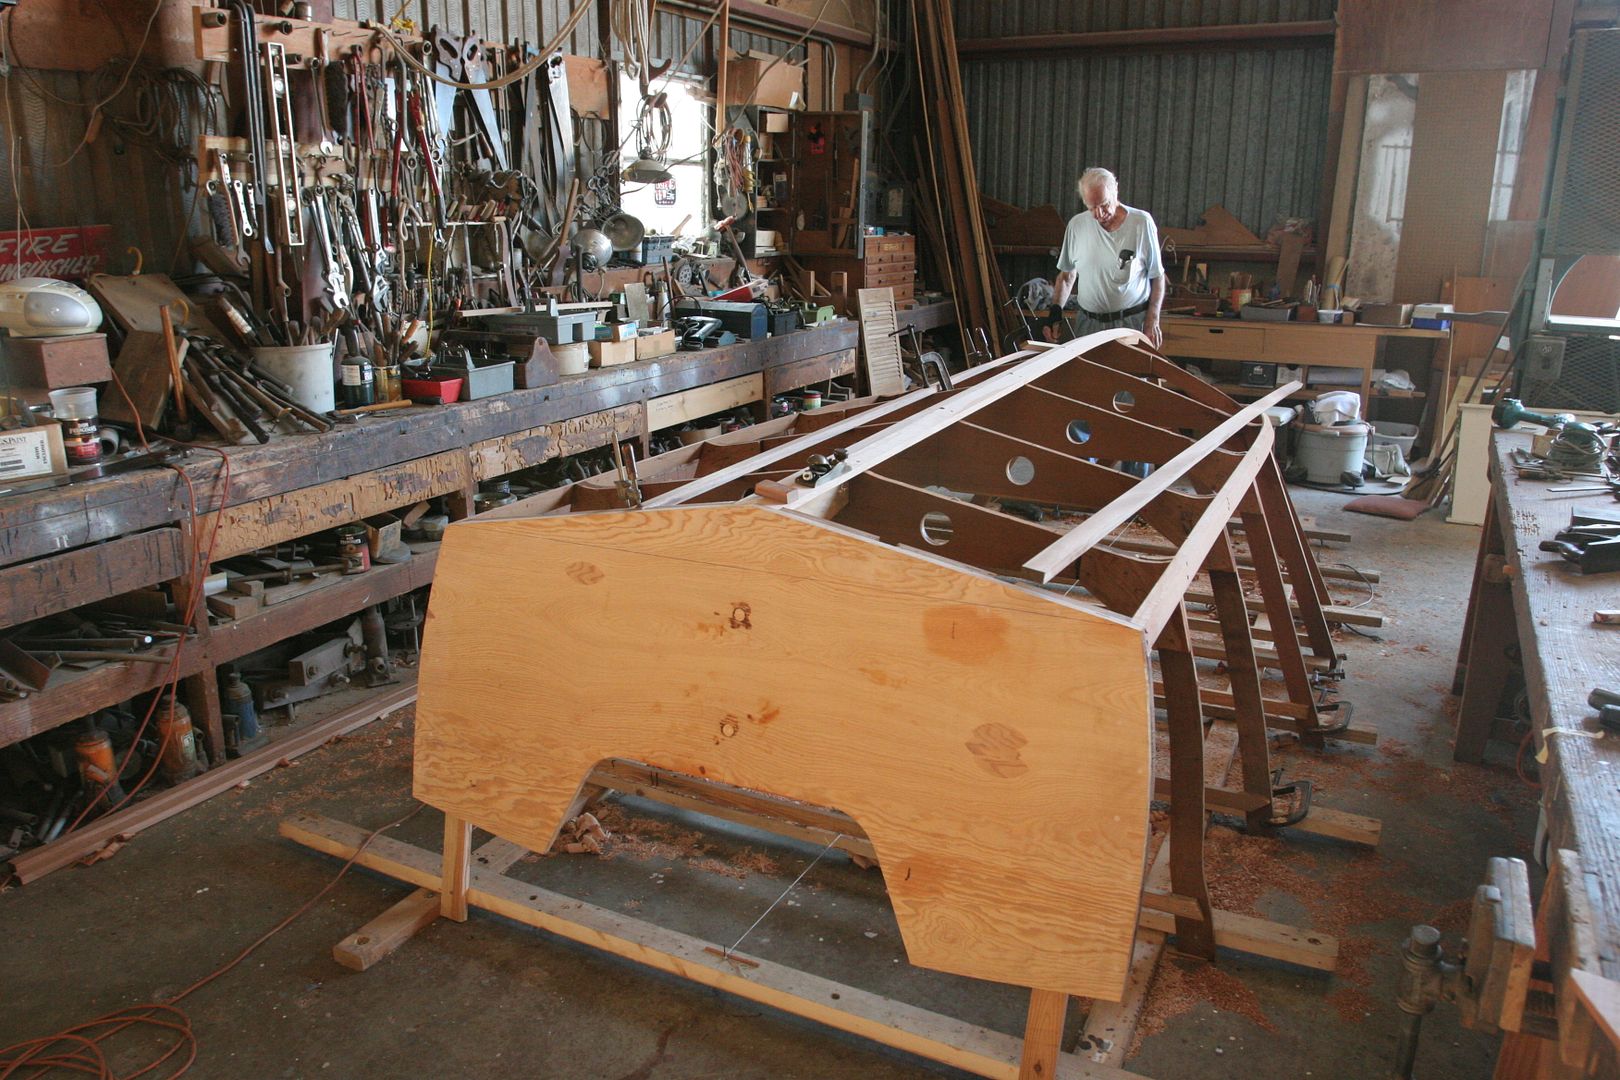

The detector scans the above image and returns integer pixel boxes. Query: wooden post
[441,814,473,921]
[1017,988,1069,1079]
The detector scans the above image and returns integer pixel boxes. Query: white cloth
[1055,205,1164,314]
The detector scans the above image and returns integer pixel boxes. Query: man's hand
[1142,314,1163,349]
[1041,304,1067,343]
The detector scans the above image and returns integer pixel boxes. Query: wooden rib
[1125,426,1274,639]
[1020,384,1298,583]
[773,329,1148,512]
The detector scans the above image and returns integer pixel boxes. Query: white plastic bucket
[1295,421,1370,485]
[252,343,336,413]
[1370,420,1419,458]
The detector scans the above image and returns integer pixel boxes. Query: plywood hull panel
[415,504,1153,999]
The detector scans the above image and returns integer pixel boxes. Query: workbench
[1162,314,1448,408]
[0,319,858,766]
[1453,429,1620,1074]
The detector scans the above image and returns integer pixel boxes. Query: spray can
[156,699,200,783]
[220,671,265,756]
[74,728,126,804]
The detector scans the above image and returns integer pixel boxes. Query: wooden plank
[100,331,178,430]
[415,504,1152,999]
[1021,385,1297,583]
[332,889,440,972]
[0,528,184,628]
[201,451,474,561]
[469,406,642,481]
[645,373,765,431]
[1570,969,1620,1053]
[280,813,1149,1080]
[9,682,417,884]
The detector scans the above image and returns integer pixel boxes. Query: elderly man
[1045,167,1165,347]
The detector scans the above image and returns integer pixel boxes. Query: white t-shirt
[1055,205,1164,314]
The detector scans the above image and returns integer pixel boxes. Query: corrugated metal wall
[954,1,1333,38]
[956,0,1335,281]
[649,9,802,74]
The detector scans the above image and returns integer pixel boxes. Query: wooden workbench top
[1489,429,1620,979]
[1163,313,1450,339]
[0,320,859,572]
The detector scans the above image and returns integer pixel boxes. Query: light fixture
[621,156,673,184]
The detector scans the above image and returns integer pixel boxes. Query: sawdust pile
[1132,957,1278,1052]
[581,804,787,880]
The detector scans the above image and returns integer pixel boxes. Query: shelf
[206,542,440,666]
[0,639,207,750]
[0,544,440,752]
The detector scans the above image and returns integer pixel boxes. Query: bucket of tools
[252,343,337,414]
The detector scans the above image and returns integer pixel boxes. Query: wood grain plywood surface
[414,504,1153,999]
[1393,69,1508,304]
[1336,0,1557,75]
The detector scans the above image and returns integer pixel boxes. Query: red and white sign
[0,226,114,282]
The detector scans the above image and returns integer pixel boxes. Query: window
[616,72,711,236]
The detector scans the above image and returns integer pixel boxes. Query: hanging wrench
[306,188,351,309]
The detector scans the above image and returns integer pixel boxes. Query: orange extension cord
[0,803,424,1078]
[1,367,419,1078]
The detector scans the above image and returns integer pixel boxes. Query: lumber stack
[910,0,1005,348]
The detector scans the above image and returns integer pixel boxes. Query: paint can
[799,390,823,411]
[253,343,338,413]
[156,699,200,783]
[339,356,376,408]
[336,523,371,573]
[49,386,102,467]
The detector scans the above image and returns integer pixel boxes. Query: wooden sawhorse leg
[1454,497,1517,763]
[1018,989,1069,1079]
[441,814,473,921]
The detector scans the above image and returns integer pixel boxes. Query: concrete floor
[1,488,1539,1079]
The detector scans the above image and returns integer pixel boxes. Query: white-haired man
[1044,167,1165,347]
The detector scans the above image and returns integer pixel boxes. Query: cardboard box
[635,329,677,361]
[2,333,111,388]
[588,338,639,368]
[763,110,792,134]
[726,52,805,109]
[0,424,68,481]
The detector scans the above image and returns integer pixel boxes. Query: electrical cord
[0,803,425,1078]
